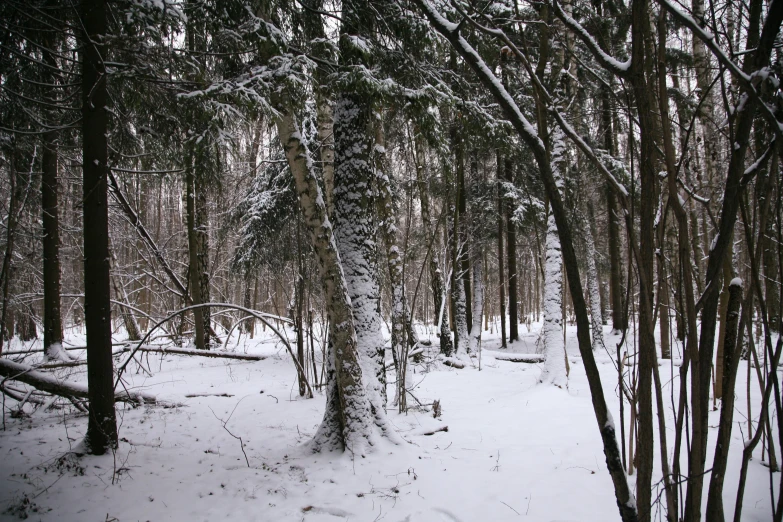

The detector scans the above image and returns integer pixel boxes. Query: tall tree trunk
[460,150,472,334]
[81,0,117,454]
[332,0,388,406]
[496,150,507,348]
[705,280,743,521]
[541,209,566,387]
[763,182,780,331]
[0,148,21,355]
[376,119,412,410]
[471,254,484,352]
[186,165,207,350]
[505,158,518,342]
[303,0,335,221]
[450,122,469,354]
[601,85,626,334]
[296,220,307,397]
[415,132,452,355]
[584,214,604,352]
[606,187,625,333]
[628,0,659,516]
[42,133,65,360]
[714,255,735,400]
[39,13,66,361]
[275,108,394,453]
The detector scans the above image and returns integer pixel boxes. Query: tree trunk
[331,1,389,411]
[705,280,743,522]
[186,165,207,350]
[81,0,118,454]
[540,210,566,387]
[274,108,394,454]
[496,150,507,348]
[505,158,518,342]
[471,254,484,352]
[377,121,414,410]
[450,123,469,354]
[460,150,472,334]
[303,0,335,221]
[584,215,604,352]
[603,87,626,334]
[40,23,65,361]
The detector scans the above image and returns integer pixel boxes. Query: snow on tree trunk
[332,95,388,407]
[452,271,470,354]
[539,211,567,387]
[434,264,453,355]
[539,130,568,387]
[470,256,484,353]
[583,220,605,351]
[275,109,396,455]
[450,221,470,355]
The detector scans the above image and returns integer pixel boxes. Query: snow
[0,322,775,521]
[710,232,719,252]
[729,277,743,287]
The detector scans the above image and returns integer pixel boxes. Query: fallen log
[442,357,465,369]
[0,358,159,405]
[487,351,546,364]
[2,342,127,356]
[119,345,267,361]
[185,392,235,398]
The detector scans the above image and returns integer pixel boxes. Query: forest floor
[0,320,775,521]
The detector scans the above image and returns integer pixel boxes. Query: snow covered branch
[549,0,631,77]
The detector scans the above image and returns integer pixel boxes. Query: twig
[500,500,520,515]
[208,398,250,467]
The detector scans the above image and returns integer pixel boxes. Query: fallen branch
[416,425,449,436]
[0,358,159,405]
[185,392,235,398]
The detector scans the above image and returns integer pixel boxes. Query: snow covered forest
[0,0,781,520]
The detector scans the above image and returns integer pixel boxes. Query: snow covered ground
[0,320,775,521]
